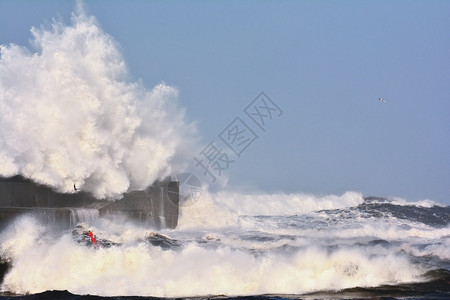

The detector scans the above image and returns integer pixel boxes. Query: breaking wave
[1,3,449,299]
[0,4,196,199]
[0,195,448,297]
[178,190,364,229]
[0,214,431,297]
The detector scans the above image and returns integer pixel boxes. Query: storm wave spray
[0,5,196,199]
[1,193,447,297]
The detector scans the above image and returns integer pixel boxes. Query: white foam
[400,237,450,261]
[178,190,364,230]
[216,190,364,215]
[0,217,427,297]
[178,189,240,230]
[367,196,446,208]
[0,5,196,199]
[389,197,446,208]
[237,213,450,242]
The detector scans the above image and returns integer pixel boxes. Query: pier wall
[0,176,179,230]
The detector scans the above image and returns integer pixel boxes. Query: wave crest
[0,8,196,199]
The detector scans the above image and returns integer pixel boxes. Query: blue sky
[1,0,449,204]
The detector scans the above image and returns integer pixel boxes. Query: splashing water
[2,192,448,297]
[1,4,449,299]
[0,5,196,199]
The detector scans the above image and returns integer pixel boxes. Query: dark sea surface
[1,196,449,299]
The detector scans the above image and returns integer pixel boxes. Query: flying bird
[379,98,386,102]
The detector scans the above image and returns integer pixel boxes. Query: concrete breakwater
[0,176,179,230]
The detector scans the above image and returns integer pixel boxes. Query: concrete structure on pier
[0,176,179,229]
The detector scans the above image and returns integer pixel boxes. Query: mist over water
[0,5,196,199]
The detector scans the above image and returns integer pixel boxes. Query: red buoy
[88,231,98,248]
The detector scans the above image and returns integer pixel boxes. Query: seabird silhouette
[379,98,386,102]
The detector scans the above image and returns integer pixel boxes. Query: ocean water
[1,4,449,299]
[0,193,449,299]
